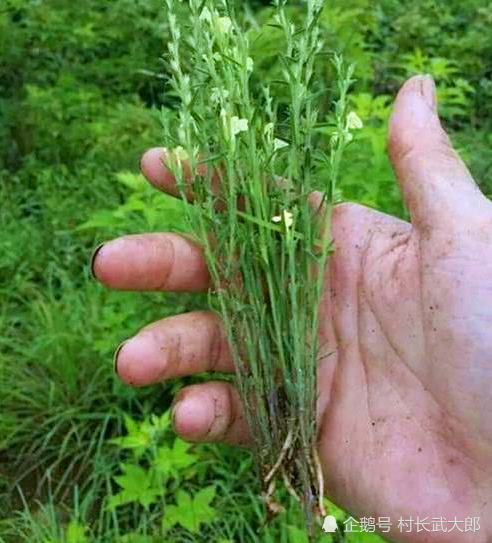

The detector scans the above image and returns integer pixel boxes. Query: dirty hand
[92,76,492,542]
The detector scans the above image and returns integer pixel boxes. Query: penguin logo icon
[322,515,338,533]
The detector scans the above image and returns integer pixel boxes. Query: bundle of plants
[162,0,359,534]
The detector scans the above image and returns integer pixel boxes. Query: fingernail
[113,340,129,376]
[90,242,105,280]
[421,74,437,111]
[171,390,204,437]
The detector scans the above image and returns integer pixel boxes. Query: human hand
[92,76,492,542]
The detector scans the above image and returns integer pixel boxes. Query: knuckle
[208,317,225,371]
[155,236,176,290]
[208,386,235,440]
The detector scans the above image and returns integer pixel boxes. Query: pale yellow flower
[272,210,294,228]
[346,111,363,130]
[231,116,248,136]
[174,146,189,161]
[273,138,289,151]
[217,16,232,33]
[331,130,353,146]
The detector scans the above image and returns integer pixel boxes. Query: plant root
[264,428,294,485]
[313,446,326,517]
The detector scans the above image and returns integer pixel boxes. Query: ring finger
[115,310,233,386]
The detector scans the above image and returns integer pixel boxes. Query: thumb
[388,75,489,233]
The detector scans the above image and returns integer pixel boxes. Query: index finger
[140,147,220,200]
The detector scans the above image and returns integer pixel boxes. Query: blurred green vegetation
[0,0,491,541]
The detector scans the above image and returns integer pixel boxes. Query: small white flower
[331,130,353,146]
[230,116,248,136]
[346,111,363,130]
[283,211,293,228]
[272,210,294,229]
[174,146,189,161]
[273,138,289,151]
[217,16,232,33]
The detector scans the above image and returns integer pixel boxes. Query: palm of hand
[317,79,492,538]
[318,202,492,534]
[92,76,492,541]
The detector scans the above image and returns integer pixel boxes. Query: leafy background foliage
[0,0,490,541]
